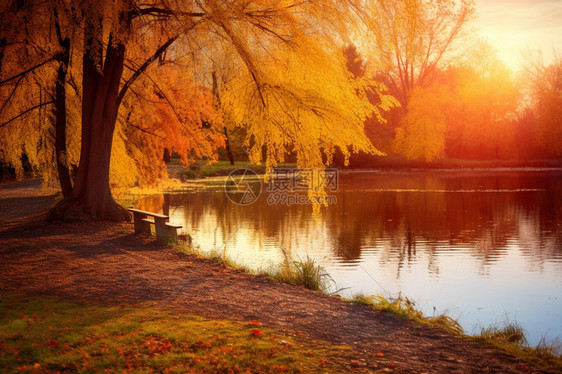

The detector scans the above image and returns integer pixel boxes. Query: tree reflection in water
[137,170,562,343]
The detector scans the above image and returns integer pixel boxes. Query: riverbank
[165,158,562,181]
[0,180,560,373]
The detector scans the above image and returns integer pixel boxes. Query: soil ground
[0,180,556,373]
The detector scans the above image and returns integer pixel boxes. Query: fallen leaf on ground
[250,329,263,337]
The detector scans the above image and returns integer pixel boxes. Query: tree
[392,40,519,161]
[392,84,449,162]
[445,42,518,159]
[525,52,562,157]
[0,1,61,182]
[361,0,475,110]
[1,0,396,220]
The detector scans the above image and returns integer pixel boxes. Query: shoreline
[1,177,561,372]
[1,216,557,373]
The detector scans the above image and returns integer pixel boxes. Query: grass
[178,240,329,293]
[272,257,328,292]
[354,294,562,371]
[352,294,463,335]
[476,322,562,371]
[177,240,255,275]
[175,160,267,180]
[170,159,297,180]
[199,160,266,178]
[0,295,350,373]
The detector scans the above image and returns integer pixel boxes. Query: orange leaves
[248,321,264,337]
[250,329,263,337]
[192,340,213,349]
[45,339,61,349]
[142,336,173,356]
[117,64,226,188]
[271,364,290,372]
[16,363,41,372]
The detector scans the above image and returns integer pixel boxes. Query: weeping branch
[0,56,56,86]
[0,100,54,128]
[0,75,24,115]
[127,122,163,138]
[117,34,180,106]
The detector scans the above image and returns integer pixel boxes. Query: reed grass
[273,257,328,292]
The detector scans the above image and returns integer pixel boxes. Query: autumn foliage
[0,0,560,220]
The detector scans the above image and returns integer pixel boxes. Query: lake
[136,169,562,344]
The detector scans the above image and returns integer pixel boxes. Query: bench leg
[166,227,178,242]
[154,218,169,241]
[133,213,151,234]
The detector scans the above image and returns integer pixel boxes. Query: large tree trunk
[50,24,130,221]
[0,37,6,78]
[50,6,177,222]
[54,34,73,197]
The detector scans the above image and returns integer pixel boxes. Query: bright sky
[475,0,562,72]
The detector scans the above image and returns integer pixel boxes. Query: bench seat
[129,208,182,242]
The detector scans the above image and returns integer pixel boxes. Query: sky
[474,0,562,72]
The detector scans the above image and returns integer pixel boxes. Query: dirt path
[0,181,552,373]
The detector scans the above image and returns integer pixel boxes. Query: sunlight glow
[475,0,562,72]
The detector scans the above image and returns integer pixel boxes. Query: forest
[1,0,561,221]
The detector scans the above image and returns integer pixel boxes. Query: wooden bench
[129,208,182,242]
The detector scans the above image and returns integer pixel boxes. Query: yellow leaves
[221,36,393,173]
[393,84,448,162]
[2,0,400,195]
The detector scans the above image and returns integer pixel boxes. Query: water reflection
[137,170,562,343]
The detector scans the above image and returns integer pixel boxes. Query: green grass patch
[353,294,463,335]
[0,295,349,373]
[171,159,296,180]
[273,257,328,292]
[354,294,562,371]
[476,322,562,371]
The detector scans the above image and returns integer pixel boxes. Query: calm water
[137,169,562,344]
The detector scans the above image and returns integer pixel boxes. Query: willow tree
[1,0,396,221]
[359,0,475,109]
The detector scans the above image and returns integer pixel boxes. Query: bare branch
[0,100,55,129]
[135,7,205,18]
[127,121,163,138]
[117,34,180,106]
[0,75,24,115]
[0,56,56,86]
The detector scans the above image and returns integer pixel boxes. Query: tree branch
[117,34,180,106]
[127,121,163,138]
[0,75,24,115]
[134,7,205,18]
[0,100,54,128]
[53,7,64,46]
[0,56,56,86]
